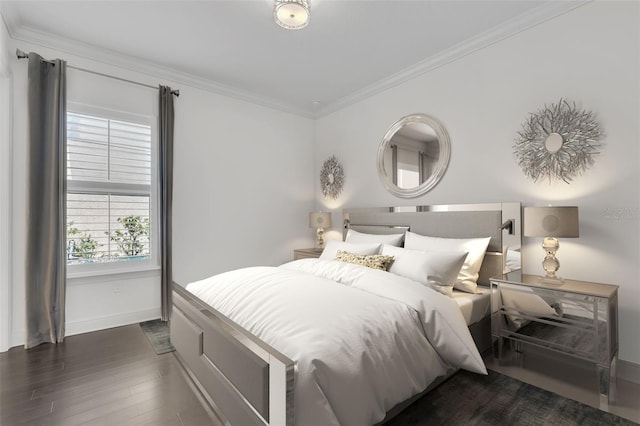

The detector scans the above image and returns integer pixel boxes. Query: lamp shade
[309,211,331,229]
[524,206,579,238]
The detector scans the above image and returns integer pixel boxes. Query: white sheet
[187,259,486,426]
[452,286,492,325]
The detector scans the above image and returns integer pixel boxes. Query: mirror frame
[376,113,451,198]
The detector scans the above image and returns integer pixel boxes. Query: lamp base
[541,237,562,282]
[538,275,565,285]
[316,227,325,250]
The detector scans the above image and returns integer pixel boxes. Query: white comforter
[186,259,486,426]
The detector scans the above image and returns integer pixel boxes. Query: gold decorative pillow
[335,250,394,271]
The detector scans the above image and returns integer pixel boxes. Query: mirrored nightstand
[491,270,619,407]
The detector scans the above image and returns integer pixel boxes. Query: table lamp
[309,212,331,250]
[524,206,579,282]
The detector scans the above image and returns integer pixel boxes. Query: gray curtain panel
[159,86,174,322]
[25,53,67,349]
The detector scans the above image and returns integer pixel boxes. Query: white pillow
[504,249,521,273]
[345,229,405,247]
[404,231,491,294]
[319,240,381,260]
[501,287,563,329]
[381,245,467,297]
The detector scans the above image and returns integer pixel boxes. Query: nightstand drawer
[293,248,322,260]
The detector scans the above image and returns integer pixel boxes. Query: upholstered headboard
[343,203,521,286]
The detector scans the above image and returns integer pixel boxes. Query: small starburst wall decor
[320,155,344,199]
[513,99,603,183]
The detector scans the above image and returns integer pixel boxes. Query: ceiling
[1,1,582,116]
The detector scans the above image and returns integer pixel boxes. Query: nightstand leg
[597,355,617,408]
[513,340,524,366]
[493,337,502,361]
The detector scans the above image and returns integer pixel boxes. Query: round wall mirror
[377,113,451,198]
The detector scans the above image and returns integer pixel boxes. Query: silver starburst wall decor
[320,155,344,199]
[513,99,603,183]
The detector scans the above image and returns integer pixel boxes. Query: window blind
[67,112,151,184]
[66,111,153,266]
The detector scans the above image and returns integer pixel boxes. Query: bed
[171,202,522,426]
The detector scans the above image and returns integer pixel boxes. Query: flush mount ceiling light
[274,0,310,30]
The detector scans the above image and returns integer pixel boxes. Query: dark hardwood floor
[0,324,223,426]
[5,324,638,425]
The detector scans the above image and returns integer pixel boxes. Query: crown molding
[5,22,315,118]
[315,1,591,118]
[3,1,589,120]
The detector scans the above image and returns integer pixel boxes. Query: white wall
[4,36,315,348]
[0,16,14,352]
[172,84,315,285]
[315,1,640,365]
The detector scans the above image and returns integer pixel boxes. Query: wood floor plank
[0,394,56,424]
[1,355,166,408]
[0,324,222,426]
[47,388,160,425]
[128,409,184,426]
[3,346,154,387]
[27,382,133,424]
[29,356,166,398]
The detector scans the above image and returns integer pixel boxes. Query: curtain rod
[16,48,180,97]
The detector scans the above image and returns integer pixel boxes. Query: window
[66,107,156,272]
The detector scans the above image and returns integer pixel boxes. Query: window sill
[67,264,161,284]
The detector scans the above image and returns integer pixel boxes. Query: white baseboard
[10,329,23,350]
[618,359,640,385]
[6,308,161,350]
[65,308,161,337]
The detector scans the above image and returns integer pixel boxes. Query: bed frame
[171,202,521,426]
